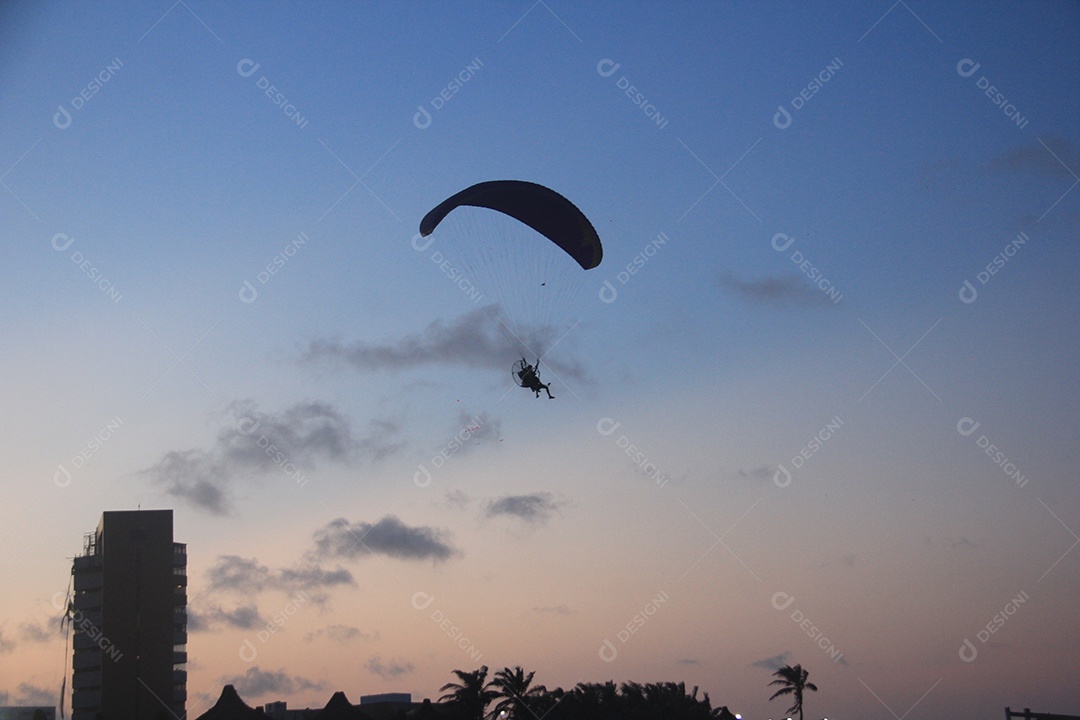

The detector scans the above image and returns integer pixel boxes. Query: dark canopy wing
[419,180,603,270]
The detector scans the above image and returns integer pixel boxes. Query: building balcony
[73,555,102,572]
[173,628,187,645]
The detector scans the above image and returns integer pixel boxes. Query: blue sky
[2,1,1078,718]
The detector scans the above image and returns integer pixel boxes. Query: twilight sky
[2,1,1078,718]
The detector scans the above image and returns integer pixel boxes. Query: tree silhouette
[439,665,499,720]
[489,666,547,720]
[767,664,818,720]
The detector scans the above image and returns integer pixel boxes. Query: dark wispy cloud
[751,651,793,671]
[188,604,262,632]
[366,656,416,679]
[206,555,355,596]
[988,136,1078,179]
[311,516,457,562]
[485,493,563,524]
[823,554,857,568]
[140,401,403,515]
[305,624,377,644]
[719,273,831,306]
[222,666,326,698]
[304,305,588,382]
[19,619,54,644]
[444,490,470,509]
[0,628,14,653]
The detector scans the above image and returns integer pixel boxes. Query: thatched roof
[193,685,271,720]
[310,691,372,720]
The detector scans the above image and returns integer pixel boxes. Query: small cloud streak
[988,136,1078,179]
[206,555,355,596]
[304,305,588,382]
[366,656,416,679]
[312,516,457,562]
[532,604,574,616]
[188,604,262,632]
[485,493,562,524]
[751,651,793,671]
[305,624,377,644]
[719,273,831,306]
[222,666,326,698]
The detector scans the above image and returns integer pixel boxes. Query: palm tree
[439,665,499,720]
[767,664,818,720]
[489,666,547,720]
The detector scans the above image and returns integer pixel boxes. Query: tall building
[71,510,186,720]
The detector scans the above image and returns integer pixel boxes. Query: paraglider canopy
[419,180,603,270]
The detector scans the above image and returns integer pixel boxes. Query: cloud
[719,273,832,306]
[988,136,1078,179]
[305,624,377,644]
[312,516,457,562]
[0,684,55,705]
[188,604,262,632]
[0,628,14,653]
[140,401,403,515]
[677,658,700,665]
[19,619,54,644]
[222,666,326,698]
[206,555,355,596]
[751,651,793,671]
[445,490,470,509]
[735,466,773,482]
[531,604,574,616]
[366,656,416,679]
[485,493,562,524]
[304,305,588,382]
